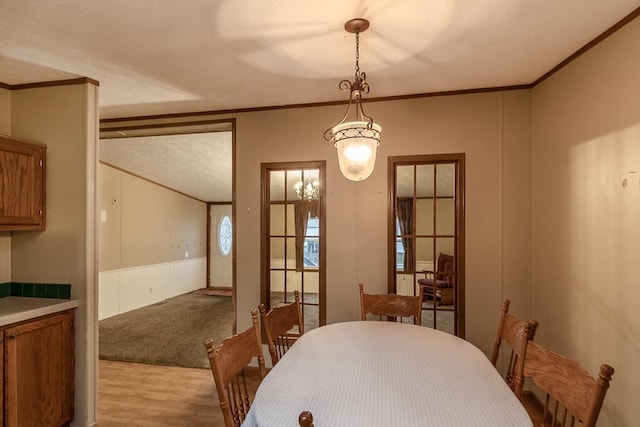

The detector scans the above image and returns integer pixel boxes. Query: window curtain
[396,198,415,272]
[294,200,320,269]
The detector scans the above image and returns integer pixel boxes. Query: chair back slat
[490,298,538,397]
[204,309,266,427]
[359,283,423,324]
[522,341,614,427]
[259,290,304,365]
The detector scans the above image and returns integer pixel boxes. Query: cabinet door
[1,329,3,427]
[4,310,74,427]
[0,136,46,231]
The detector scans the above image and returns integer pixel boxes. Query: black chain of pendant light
[352,26,369,99]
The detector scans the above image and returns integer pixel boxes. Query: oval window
[218,215,232,256]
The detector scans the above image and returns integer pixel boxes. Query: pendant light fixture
[295,179,320,200]
[324,18,381,182]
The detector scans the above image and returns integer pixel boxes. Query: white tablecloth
[243,321,532,427]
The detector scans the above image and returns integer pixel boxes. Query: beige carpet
[190,287,232,297]
[421,308,454,334]
[99,293,232,369]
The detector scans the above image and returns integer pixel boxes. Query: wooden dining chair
[520,341,614,427]
[359,283,424,324]
[298,410,314,427]
[259,290,304,365]
[204,308,267,427]
[490,298,538,396]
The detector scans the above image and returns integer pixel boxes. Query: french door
[261,161,326,331]
[388,154,465,337]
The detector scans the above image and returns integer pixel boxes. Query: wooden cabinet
[0,329,3,427]
[2,309,74,427]
[0,135,46,231]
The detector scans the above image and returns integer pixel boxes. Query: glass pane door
[262,162,325,332]
[390,155,465,336]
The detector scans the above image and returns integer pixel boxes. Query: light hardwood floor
[98,360,261,426]
[98,360,542,426]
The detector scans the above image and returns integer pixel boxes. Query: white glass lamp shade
[331,121,382,181]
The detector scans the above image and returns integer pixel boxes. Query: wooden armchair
[259,290,304,365]
[520,341,614,427]
[204,308,267,427]
[359,283,424,325]
[418,252,455,306]
[490,298,538,396]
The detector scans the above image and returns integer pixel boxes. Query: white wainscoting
[98,270,121,320]
[396,261,435,296]
[98,257,206,320]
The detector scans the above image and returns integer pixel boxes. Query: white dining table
[242,321,532,427]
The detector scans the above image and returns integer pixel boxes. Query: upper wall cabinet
[0,135,46,231]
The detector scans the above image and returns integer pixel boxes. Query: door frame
[387,153,466,337]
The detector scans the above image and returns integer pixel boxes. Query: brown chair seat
[417,279,453,304]
[417,278,453,289]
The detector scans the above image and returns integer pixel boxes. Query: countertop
[0,297,78,327]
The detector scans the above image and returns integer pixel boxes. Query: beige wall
[98,163,208,319]
[232,90,533,357]
[99,163,207,271]
[532,17,640,427]
[98,164,121,272]
[9,83,98,427]
[501,91,534,318]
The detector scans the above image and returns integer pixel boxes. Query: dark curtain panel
[396,198,415,272]
[294,200,320,269]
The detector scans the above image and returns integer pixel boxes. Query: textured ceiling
[100,132,232,202]
[2,1,639,200]
[2,1,639,119]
